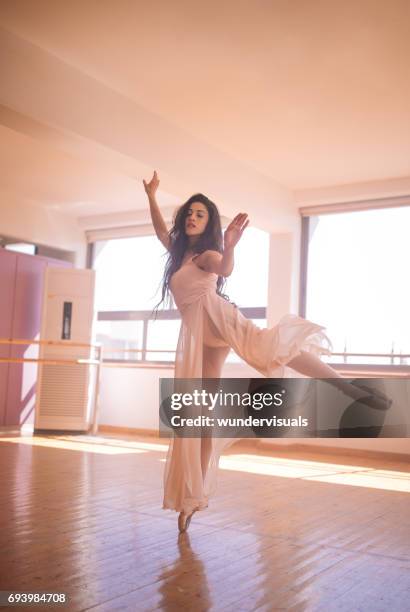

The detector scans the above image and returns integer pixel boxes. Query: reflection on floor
[0,431,409,611]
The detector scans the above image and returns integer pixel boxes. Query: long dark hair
[151,193,235,318]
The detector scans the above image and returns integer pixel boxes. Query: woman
[143,170,389,533]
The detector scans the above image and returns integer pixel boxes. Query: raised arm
[143,171,171,251]
[196,213,250,276]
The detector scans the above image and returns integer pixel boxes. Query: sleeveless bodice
[170,256,218,313]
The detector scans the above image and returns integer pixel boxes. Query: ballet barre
[81,344,410,359]
[0,357,100,365]
[0,338,101,349]
[331,351,410,358]
[0,338,103,435]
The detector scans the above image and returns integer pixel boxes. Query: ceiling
[0,0,409,228]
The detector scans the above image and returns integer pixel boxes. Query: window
[224,226,269,307]
[4,242,37,255]
[302,206,410,366]
[95,320,145,361]
[91,227,270,365]
[223,226,269,363]
[93,236,167,311]
[0,235,72,261]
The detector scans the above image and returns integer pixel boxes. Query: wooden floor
[0,432,409,612]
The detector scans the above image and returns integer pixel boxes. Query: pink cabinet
[0,250,72,427]
[0,250,17,427]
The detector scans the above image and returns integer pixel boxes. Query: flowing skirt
[162,291,332,513]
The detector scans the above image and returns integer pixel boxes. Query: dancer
[143,171,389,533]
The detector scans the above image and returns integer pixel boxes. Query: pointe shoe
[351,381,393,412]
[178,509,197,533]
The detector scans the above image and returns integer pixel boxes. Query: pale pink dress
[162,254,332,514]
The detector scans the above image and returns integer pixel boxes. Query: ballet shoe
[350,380,393,412]
[178,509,197,533]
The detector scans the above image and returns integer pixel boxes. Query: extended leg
[287,350,343,379]
[287,350,390,408]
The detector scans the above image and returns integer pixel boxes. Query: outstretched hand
[224,213,250,250]
[143,170,160,198]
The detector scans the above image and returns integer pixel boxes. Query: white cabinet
[35,268,97,432]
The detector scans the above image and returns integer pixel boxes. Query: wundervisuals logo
[159,378,407,438]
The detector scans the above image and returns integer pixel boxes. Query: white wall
[98,362,410,456]
[0,192,86,266]
[98,361,266,431]
[294,176,410,206]
[267,230,301,325]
